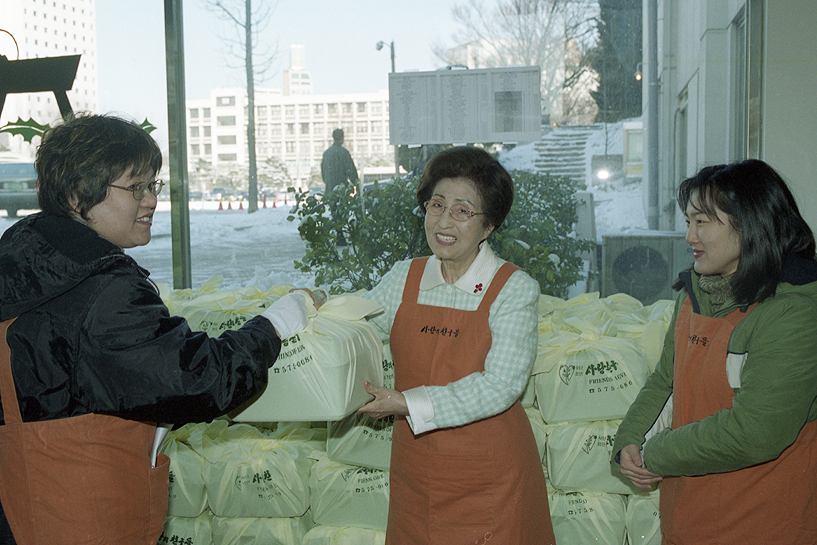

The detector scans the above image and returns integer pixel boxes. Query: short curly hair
[416,146,513,230]
[35,113,162,219]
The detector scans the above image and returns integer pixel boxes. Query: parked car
[0,163,39,217]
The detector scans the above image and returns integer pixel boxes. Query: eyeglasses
[424,199,486,222]
[109,179,165,200]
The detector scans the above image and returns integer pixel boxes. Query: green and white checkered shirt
[363,243,539,434]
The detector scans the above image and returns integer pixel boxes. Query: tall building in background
[283,44,312,96]
[186,87,390,190]
[187,45,392,190]
[0,0,99,159]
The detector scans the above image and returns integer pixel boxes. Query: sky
[95,0,465,148]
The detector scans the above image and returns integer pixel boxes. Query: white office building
[186,87,391,189]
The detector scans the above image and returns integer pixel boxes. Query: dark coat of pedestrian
[320,128,358,193]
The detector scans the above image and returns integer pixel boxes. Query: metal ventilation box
[602,231,692,305]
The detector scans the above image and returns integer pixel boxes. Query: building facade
[647,0,817,232]
[186,87,391,189]
[0,0,99,159]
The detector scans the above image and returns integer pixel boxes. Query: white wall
[654,0,817,233]
[761,0,817,232]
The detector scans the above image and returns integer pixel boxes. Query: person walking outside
[320,128,358,245]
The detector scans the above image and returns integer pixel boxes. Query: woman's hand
[356,381,408,419]
[290,288,325,310]
[619,444,663,490]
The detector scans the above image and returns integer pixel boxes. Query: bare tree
[433,0,599,125]
[203,0,278,212]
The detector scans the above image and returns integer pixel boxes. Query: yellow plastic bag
[211,514,313,545]
[302,525,386,545]
[546,420,637,495]
[326,342,395,471]
[548,489,626,545]
[626,490,662,545]
[533,325,649,423]
[308,453,390,532]
[160,422,210,517]
[159,512,213,545]
[199,421,315,518]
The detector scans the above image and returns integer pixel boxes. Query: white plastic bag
[232,295,385,422]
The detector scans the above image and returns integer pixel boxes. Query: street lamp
[376,40,395,74]
[376,40,399,177]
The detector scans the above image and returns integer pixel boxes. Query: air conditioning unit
[602,232,692,305]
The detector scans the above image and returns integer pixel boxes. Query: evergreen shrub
[287,170,595,297]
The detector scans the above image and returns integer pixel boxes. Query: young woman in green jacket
[612,159,817,544]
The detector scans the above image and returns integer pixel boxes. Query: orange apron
[0,319,170,545]
[386,258,555,545]
[660,299,817,544]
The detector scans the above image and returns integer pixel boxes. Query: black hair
[416,146,513,231]
[678,159,815,304]
[35,113,162,220]
[332,128,344,143]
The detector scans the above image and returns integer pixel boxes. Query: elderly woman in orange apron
[0,114,309,545]
[612,160,817,544]
[358,146,556,545]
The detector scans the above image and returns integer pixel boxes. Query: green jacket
[612,254,817,476]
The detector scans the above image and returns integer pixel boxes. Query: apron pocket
[428,453,495,529]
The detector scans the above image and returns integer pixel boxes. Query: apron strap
[0,318,20,425]
[476,262,520,312]
[402,258,520,311]
[402,257,430,304]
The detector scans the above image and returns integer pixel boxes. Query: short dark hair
[678,159,815,304]
[332,128,344,143]
[416,146,513,231]
[35,113,162,220]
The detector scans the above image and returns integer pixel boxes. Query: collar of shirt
[418,242,500,295]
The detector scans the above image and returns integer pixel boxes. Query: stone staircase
[532,124,603,183]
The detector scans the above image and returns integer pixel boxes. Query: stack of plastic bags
[526,292,673,545]
[159,420,324,545]
[155,276,677,544]
[156,277,388,544]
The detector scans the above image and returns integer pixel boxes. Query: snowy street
[125,203,316,291]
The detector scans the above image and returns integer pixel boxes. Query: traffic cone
[218,198,223,211]
[262,194,267,208]
[272,197,276,208]
[238,198,243,210]
[227,198,232,210]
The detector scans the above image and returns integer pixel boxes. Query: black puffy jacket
[0,213,281,426]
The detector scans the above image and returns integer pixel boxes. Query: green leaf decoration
[0,117,159,142]
[0,117,51,143]
[139,118,158,134]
